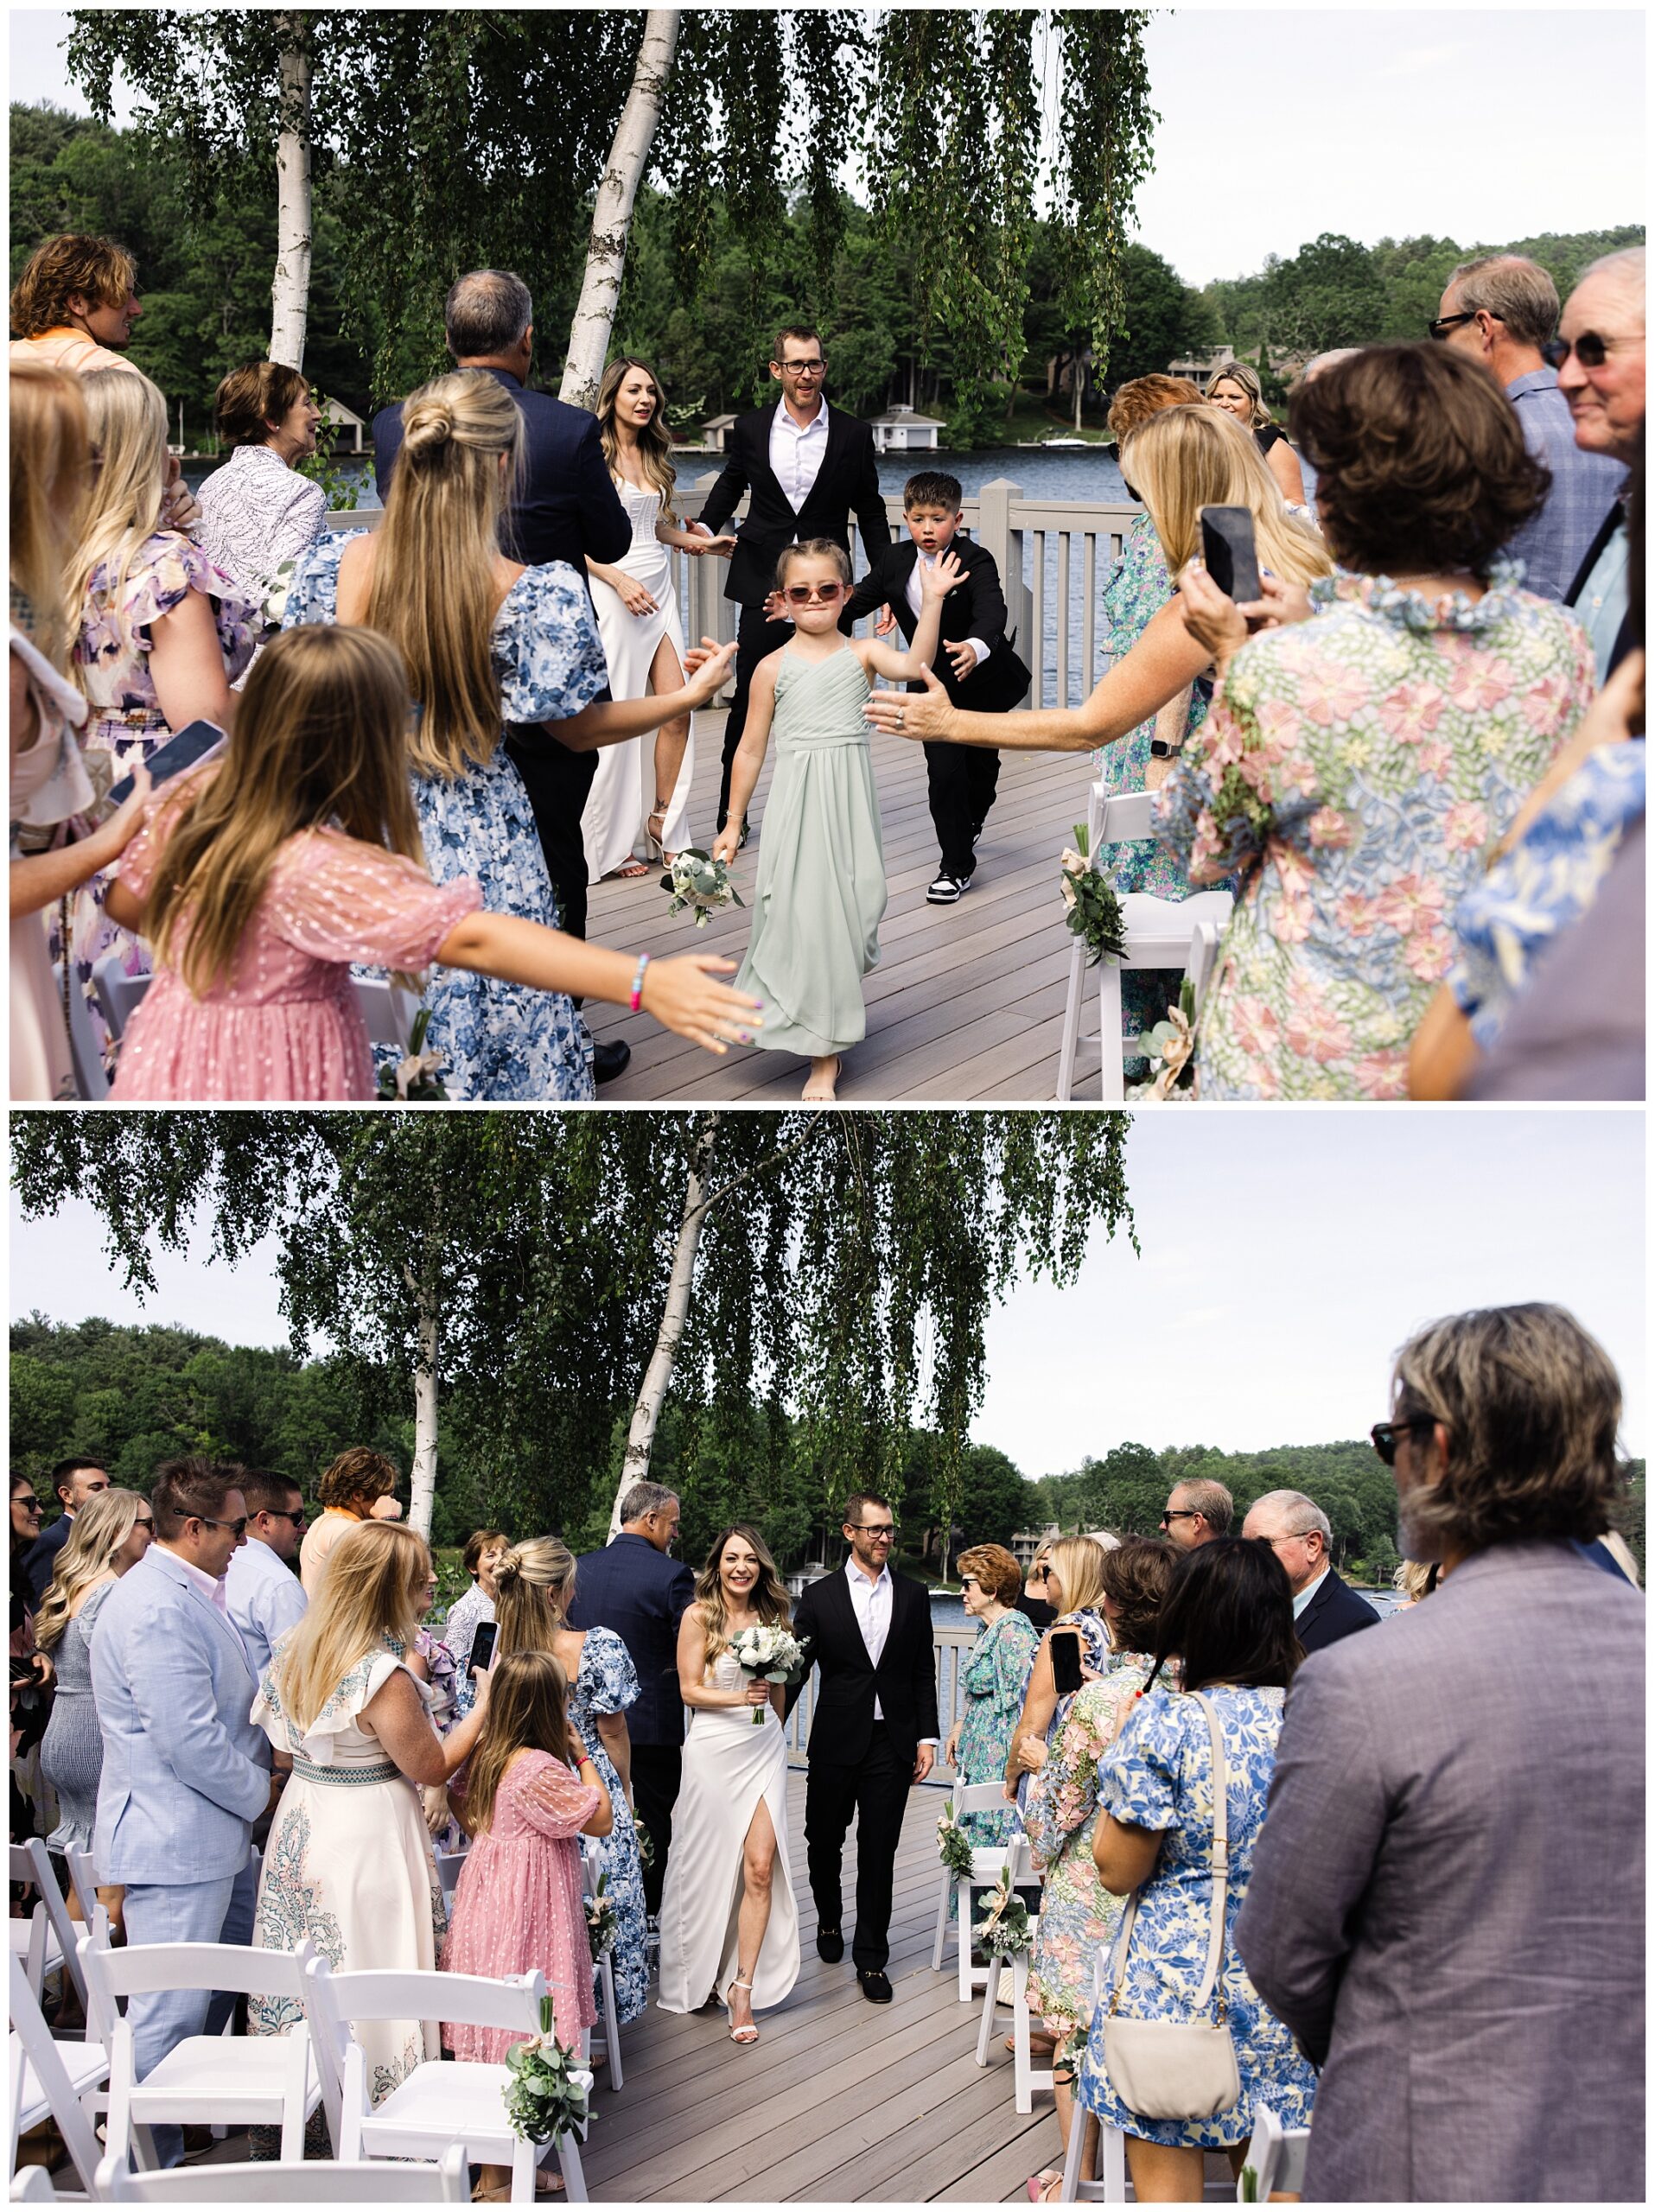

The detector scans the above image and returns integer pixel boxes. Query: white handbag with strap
[1100,1690,1242,2120]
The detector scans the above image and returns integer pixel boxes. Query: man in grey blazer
[1237,1305,1644,2203]
[92,1459,272,2164]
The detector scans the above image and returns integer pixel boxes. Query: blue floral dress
[283,534,607,1102]
[1153,559,1595,1098]
[1078,1685,1316,2148]
[953,1609,1040,1847]
[1096,513,1213,1047]
[569,1626,648,2024]
[1448,738,1645,1049]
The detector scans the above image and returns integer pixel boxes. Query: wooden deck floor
[586,710,1112,1104]
[580,1773,1235,2204]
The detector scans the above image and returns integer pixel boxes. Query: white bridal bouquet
[728,1624,808,1723]
[662,848,743,928]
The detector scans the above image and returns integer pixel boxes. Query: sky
[10,1109,1645,1477]
[8,5,1644,289]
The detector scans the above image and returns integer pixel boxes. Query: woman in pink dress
[443,1651,611,2201]
[103,625,763,1100]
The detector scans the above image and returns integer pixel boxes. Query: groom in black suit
[691,325,891,834]
[787,1492,939,2004]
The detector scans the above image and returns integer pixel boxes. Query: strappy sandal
[646,799,677,868]
[724,1976,760,2044]
[802,1055,842,1103]
[1024,2171,1063,2202]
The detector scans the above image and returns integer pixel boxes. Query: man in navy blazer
[567,1481,695,1916]
[372,270,633,1077]
[1242,1489,1379,1656]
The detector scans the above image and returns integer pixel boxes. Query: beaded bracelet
[628,952,651,1013]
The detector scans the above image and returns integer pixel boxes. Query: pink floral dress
[64,532,259,1059]
[442,1749,602,2057]
[109,821,480,1100]
[1152,559,1595,1098]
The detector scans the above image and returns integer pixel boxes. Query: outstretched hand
[863,663,952,742]
[918,548,967,601]
[640,953,762,1055]
[681,637,739,702]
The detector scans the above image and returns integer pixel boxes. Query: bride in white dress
[657,1523,800,2043]
[582,359,735,880]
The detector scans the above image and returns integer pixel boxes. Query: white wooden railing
[784,1624,978,1784]
[325,478,1140,712]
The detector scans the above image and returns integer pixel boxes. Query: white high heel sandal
[724,1976,760,2044]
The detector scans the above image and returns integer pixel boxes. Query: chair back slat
[8,1955,105,2196]
[951,1780,1013,1817]
[86,1936,315,2004]
[311,1961,544,2037]
[98,2145,470,2202]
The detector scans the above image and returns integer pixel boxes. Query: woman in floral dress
[250,1522,491,2103]
[1160,343,1595,1101]
[282,370,736,1102]
[1079,1539,1316,2200]
[1021,1540,1175,2202]
[63,368,258,1058]
[944,1544,1039,1847]
[493,1536,650,2026]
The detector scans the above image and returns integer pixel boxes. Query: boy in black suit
[841,471,1030,904]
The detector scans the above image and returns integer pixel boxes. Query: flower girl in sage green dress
[710,538,963,1101]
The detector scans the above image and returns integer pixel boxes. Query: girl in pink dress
[442,1650,611,2063]
[104,626,761,1101]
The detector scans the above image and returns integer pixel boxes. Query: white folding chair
[972,1839,1054,2115]
[16,1842,91,2021]
[54,959,112,1098]
[10,2167,57,2202]
[352,976,422,1050]
[95,2145,469,2202]
[579,1840,623,2090]
[1054,787,1234,1101]
[1056,1952,1126,2202]
[433,1851,468,1911]
[62,1845,101,1930]
[929,1782,1022,2002]
[90,956,150,1047]
[9,1954,109,2200]
[1236,2101,1309,2202]
[8,1847,71,2014]
[304,1959,589,2205]
[81,1936,322,2170]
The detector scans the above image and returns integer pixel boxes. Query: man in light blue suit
[91,1458,273,2164]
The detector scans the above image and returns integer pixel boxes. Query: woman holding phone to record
[1003,1535,1116,1806]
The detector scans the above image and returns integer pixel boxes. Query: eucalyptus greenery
[1060,825,1130,966]
[971,1865,1034,1959]
[583,1872,617,1962]
[10,1111,1134,1547]
[500,1994,589,2149]
[937,1805,977,1882]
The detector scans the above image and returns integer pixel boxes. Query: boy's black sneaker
[926,868,973,905]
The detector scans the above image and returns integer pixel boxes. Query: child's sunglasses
[783,581,846,605]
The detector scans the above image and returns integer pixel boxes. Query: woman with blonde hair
[282,368,740,1101]
[1206,359,1307,505]
[582,357,736,877]
[35,1487,154,1917]
[247,1520,493,2097]
[659,1525,800,2040]
[58,365,258,1060]
[493,1535,649,2023]
[1004,1534,1117,1799]
[10,362,154,1096]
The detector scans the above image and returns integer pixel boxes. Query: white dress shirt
[769,397,831,512]
[167,1542,249,1662]
[1291,1565,1330,1620]
[225,1535,307,1683]
[845,1557,894,1718]
[906,550,987,671]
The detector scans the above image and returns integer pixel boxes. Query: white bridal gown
[581,480,697,879]
[657,1652,800,2015]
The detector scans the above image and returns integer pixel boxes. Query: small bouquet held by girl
[728,1623,809,1723]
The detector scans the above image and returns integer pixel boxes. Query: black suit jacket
[1564,499,1636,676]
[698,401,891,607]
[841,532,1032,713]
[1295,1566,1380,1657]
[787,1565,939,1770]
[23,1514,74,1608]
[567,1533,697,1749]
[372,367,629,575]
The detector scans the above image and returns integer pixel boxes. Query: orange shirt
[10,328,141,377]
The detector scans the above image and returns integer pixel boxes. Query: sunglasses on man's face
[784,581,845,605]
[1543,331,1633,371]
[1370,1418,1437,1466]
[1427,310,1480,340]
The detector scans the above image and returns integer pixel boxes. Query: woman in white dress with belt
[582,359,735,879]
[658,1524,800,2044]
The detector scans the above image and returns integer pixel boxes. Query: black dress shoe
[592,1038,631,1084]
[857,1968,893,2003]
[816,1925,843,1963]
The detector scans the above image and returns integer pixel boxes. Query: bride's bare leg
[647,633,691,860]
[729,1796,779,2035]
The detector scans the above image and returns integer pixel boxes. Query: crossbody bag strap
[1107,1690,1230,2018]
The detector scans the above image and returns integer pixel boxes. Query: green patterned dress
[735,645,887,1058]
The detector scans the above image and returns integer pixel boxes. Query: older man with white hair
[1434,253,1626,600]
[1241,1488,1378,1655]
[1556,245,1644,679]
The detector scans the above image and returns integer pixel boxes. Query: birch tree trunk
[559,9,680,413]
[608,1113,716,1535]
[406,1243,441,1539]
[269,22,314,369]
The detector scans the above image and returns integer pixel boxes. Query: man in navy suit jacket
[1242,1489,1380,1656]
[372,270,633,1076]
[567,1481,696,1916]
